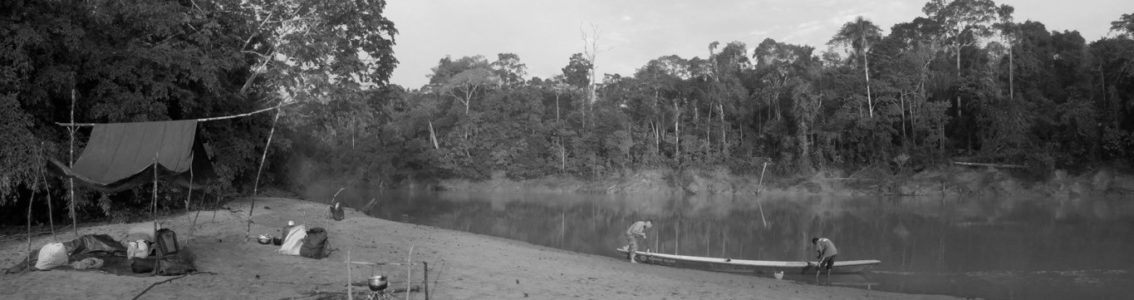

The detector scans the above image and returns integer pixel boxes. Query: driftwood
[952,161,1028,169]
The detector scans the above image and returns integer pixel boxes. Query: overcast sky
[385,0,1133,89]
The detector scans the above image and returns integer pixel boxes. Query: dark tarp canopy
[51,120,215,192]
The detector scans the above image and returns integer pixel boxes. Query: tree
[994,5,1017,101]
[829,16,883,118]
[234,0,399,102]
[491,53,527,87]
[1112,12,1134,38]
[429,55,490,85]
[445,67,499,116]
[562,53,592,89]
[924,0,999,118]
[791,80,822,172]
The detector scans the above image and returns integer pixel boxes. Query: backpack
[154,228,179,256]
[299,227,328,259]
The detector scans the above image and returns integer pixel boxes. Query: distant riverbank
[435,166,1134,206]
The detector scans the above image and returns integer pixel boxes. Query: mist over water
[342,190,1134,300]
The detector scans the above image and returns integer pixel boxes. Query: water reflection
[345,190,1134,300]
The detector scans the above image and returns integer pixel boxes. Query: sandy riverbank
[1,197,957,300]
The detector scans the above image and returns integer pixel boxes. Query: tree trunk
[653,121,660,155]
[674,99,681,162]
[719,103,726,156]
[956,43,963,118]
[705,105,712,160]
[463,89,472,115]
[428,120,439,150]
[901,92,908,145]
[863,34,874,118]
[1009,44,1014,101]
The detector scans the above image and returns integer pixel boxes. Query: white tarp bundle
[35,243,68,270]
[278,225,306,256]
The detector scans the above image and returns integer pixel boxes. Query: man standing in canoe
[625,220,652,263]
[811,237,838,279]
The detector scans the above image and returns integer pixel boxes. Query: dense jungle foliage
[2,0,1134,225]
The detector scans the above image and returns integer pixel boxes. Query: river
[344,189,1134,299]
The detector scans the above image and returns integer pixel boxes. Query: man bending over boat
[811,237,838,278]
[625,220,653,263]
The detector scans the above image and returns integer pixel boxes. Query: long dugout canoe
[616,248,881,275]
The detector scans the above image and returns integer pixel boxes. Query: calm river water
[345,190,1134,300]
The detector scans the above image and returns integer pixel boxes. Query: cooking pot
[368,275,388,291]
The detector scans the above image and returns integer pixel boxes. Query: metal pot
[368,275,388,291]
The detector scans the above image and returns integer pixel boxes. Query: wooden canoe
[615,248,880,275]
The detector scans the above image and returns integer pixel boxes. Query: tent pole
[37,147,57,241]
[186,167,193,221]
[212,190,220,223]
[152,155,158,222]
[152,154,161,276]
[26,178,37,273]
[41,165,56,241]
[69,89,77,238]
[248,105,282,233]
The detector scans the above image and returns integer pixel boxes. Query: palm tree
[829,16,882,118]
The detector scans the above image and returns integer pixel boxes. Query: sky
[385,0,1134,89]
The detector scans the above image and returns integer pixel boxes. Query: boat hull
[616,248,880,275]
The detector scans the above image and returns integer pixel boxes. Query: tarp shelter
[52,120,214,192]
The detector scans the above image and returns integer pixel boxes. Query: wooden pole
[212,191,220,223]
[38,150,56,241]
[152,155,159,222]
[346,249,352,300]
[152,154,160,276]
[186,167,193,222]
[720,226,726,257]
[41,168,56,241]
[423,261,429,300]
[26,179,37,273]
[55,103,288,127]
[69,89,77,238]
[248,105,282,233]
[406,245,414,300]
[674,219,679,255]
[653,225,658,252]
[705,223,710,256]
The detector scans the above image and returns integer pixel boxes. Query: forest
[2,0,1134,225]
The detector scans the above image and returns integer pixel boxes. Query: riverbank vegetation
[3,0,1134,226]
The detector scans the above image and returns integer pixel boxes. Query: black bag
[330,203,345,221]
[131,258,156,273]
[299,227,328,259]
[157,256,195,276]
[130,257,195,276]
[155,228,179,256]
